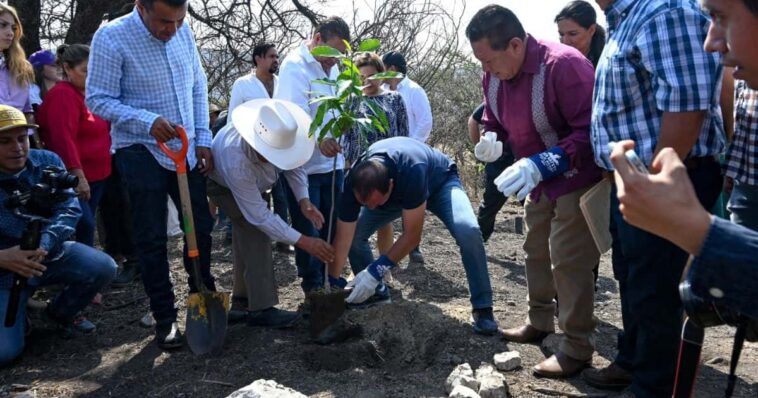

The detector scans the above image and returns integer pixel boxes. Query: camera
[679,279,757,341]
[5,166,78,218]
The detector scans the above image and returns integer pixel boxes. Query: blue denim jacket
[0,150,81,288]
[688,217,758,320]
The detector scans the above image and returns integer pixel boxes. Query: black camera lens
[55,173,79,189]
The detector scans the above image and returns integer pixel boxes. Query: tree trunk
[65,0,133,44]
[9,0,41,56]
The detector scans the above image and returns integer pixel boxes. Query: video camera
[673,278,757,398]
[5,166,79,219]
[3,166,78,327]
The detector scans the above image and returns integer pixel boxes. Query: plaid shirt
[591,0,725,170]
[86,9,212,171]
[0,150,81,288]
[725,80,758,185]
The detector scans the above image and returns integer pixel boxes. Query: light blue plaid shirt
[591,0,725,170]
[86,9,211,171]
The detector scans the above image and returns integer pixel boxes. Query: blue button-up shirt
[0,150,81,288]
[86,9,212,171]
[725,80,758,185]
[688,217,758,320]
[591,0,725,170]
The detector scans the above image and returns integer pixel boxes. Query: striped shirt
[86,9,212,171]
[725,80,758,185]
[591,0,725,170]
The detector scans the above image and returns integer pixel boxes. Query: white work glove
[345,269,380,304]
[494,158,542,201]
[474,131,503,163]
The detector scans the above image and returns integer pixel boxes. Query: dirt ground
[1,203,756,398]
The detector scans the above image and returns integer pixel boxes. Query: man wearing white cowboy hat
[207,99,334,327]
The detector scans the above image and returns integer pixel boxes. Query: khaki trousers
[522,187,599,361]
[207,180,278,311]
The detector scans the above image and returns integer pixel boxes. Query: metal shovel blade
[186,291,230,356]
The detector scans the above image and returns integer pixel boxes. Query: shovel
[158,126,229,356]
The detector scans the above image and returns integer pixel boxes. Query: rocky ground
[1,203,756,397]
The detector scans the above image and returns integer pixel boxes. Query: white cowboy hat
[231,99,314,170]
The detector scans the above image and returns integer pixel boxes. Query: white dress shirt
[209,124,309,244]
[275,42,344,175]
[385,77,433,143]
[228,73,278,116]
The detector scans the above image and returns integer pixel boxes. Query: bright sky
[458,1,607,44]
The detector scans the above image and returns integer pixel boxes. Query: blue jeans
[728,181,758,231]
[349,176,493,309]
[75,180,106,247]
[609,160,722,397]
[0,242,116,365]
[114,145,216,325]
[286,170,343,293]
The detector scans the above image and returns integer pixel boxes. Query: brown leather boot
[533,352,591,378]
[581,362,633,390]
[499,324,551,343]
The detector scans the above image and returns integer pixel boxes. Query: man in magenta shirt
[467,5,602,378]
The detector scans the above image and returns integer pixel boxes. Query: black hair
[140,0,188,9]
[744,0,758,16]
[350,157,391,200]
[252,43,276,67]
[316,16,350,43]
[554,0,606,67]
[381,51,406,75]
[56,44,89,78]
[466,5,526,50]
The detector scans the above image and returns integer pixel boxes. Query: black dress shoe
[155,322,184,350]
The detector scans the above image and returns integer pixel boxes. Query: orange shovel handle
[158,125,189,174]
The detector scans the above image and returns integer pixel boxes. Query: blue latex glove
[346,255,395,303]
[329,275,348,289]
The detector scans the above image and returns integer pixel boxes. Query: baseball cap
[0,105,38,132]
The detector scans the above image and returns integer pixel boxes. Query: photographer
[0,105,116,366]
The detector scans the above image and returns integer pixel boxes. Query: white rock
[446,363,480,394]
[474,362,500,379]
[540,333,562,356]
[225,380,307,398]
[477,374,508,398]
[449,385,481,398]
[493,351,521,371]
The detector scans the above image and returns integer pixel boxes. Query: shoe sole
[157,341,184,350]
[533,364,589,379]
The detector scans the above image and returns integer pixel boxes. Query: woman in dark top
[554,1,606,68]
[343,51,409,257]
[343,52,409,164]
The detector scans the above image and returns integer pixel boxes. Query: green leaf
[318,118,337,141]
[368,71,403,81]
[309,103,328,137]
[340,59,362,76]
[310,78,337,87]
[311,46,344,58]
[342,40,352,54]
[308,95,338,106]
[336,79,353,99]
[365,100,389,133]
[357,39,381,52]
